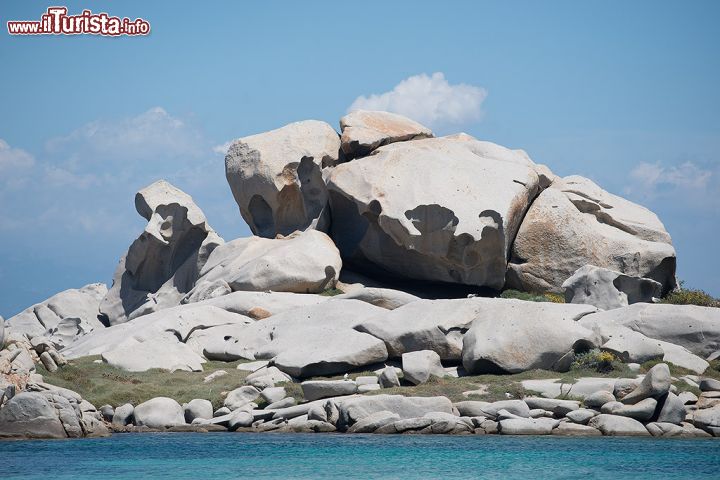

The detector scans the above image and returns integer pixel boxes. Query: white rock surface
[100,180,223,325]
[225,120,340,237]
[331,287,420,310]
[462,299,597,374]
[327,134,543,289]
[588,414,650,436]
[5,283,107,343]
[562,264,662,310]
[192,230,341,295]
[133,397,185,428]
[507,176,676,294]
[401,350,446,385]
[339,110,432,159]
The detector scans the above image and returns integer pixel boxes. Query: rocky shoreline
[1,110,719,440]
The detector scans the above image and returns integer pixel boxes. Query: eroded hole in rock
[248,194,275,237]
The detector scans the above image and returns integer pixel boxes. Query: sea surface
[2,432,719,479]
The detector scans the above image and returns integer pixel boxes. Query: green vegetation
[37,356,251,409]
[571,349,620,374]
[661,282,719,307]
[500,289,565,303]
[319,287,344,297]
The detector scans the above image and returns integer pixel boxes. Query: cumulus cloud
[0,107,229,236]
[348,72,487,128]
[624,161,720,209]
[0,139,35,173]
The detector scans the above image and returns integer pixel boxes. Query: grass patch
[500,289,564,303]
[319,288,344,297]
[36,356,254,409]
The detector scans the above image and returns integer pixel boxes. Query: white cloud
[348,72,487,128]
[627,161,713,198]
[0,139,35,173]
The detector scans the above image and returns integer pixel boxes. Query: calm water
[2,433,719,479]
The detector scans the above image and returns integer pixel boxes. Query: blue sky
[1,0,718,317]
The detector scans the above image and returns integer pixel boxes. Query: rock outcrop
[562,264,662,310]
[5,283,107,345]
[327,135,544,290]
[100,181,223,325]
[461,299,597,374]
[225,120,340,238]
[506,176,676,295]
[339,110,433,159]
[190,229,341,295]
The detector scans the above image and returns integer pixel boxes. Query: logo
[7,7,150,36]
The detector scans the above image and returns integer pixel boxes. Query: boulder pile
[2,110,719,439]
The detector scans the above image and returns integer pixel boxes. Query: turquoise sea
[2,433,719,479]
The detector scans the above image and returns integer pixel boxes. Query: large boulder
[339,110,433,159]
[621,363,671,404]
[587,303,720,357]
[461,299,597,374]
[133,397,185,428]
[188,300,388,377]
[224,120,340,237]
[191,229,341,294]
[588,414,650,436]
[356,298,489,361]
[401,350,445,385]
[506,176,676,295]
[336,394,453,431]
[100,180,223,325]
[562,264,662,310]
[0,391,108,439]
[63,304,252,372]
[5,283,107,344]
[327,135,544,289]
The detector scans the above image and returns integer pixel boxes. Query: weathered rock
[337,394,453,430]
[375,416,432,434]
[224,386,260,410]
[499,417,559,435]
[99,404,114,422]
[552,423,602,436]
[454,400,530,419]
[562,264,662,310]
[339,110,433,159]
[692,405,720,431]
[588,303,720,357]
[266,397,297,410]
[507,176,676,295]
[0,392,69,438]
[609,398,658,422]
[193,290,328,317]
[228,410,254,431]
[133,397,185,428]
[5,283,107,343]
[100,180,223,325]
[614,378,641,399]
[64,304,250,371]
[401,350,445,385]
[678,391,698,405]
[588,414,650,436]
[523,397,580,416]
[193,230,341,294]
[700,378,720,392]
[461,299,597,374]
[332,287,420,310]
[184,399,213,423]
[621,363,671,404]
[327,135,543,289]
[245,366,293,389]
[307,404,328,422]
[102,341,204,372]
[379,366,401,388]
[250,300,389,377]
[655,392,686,425]
[357,298,492,361]
[112,403,134,426]
[566,408,598,424]
[579,318,665,364]
[260,387,287,405]
[347,410,401,433]
[225,120,340,237]
[302,380,357,401]
[584,390,616,408]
